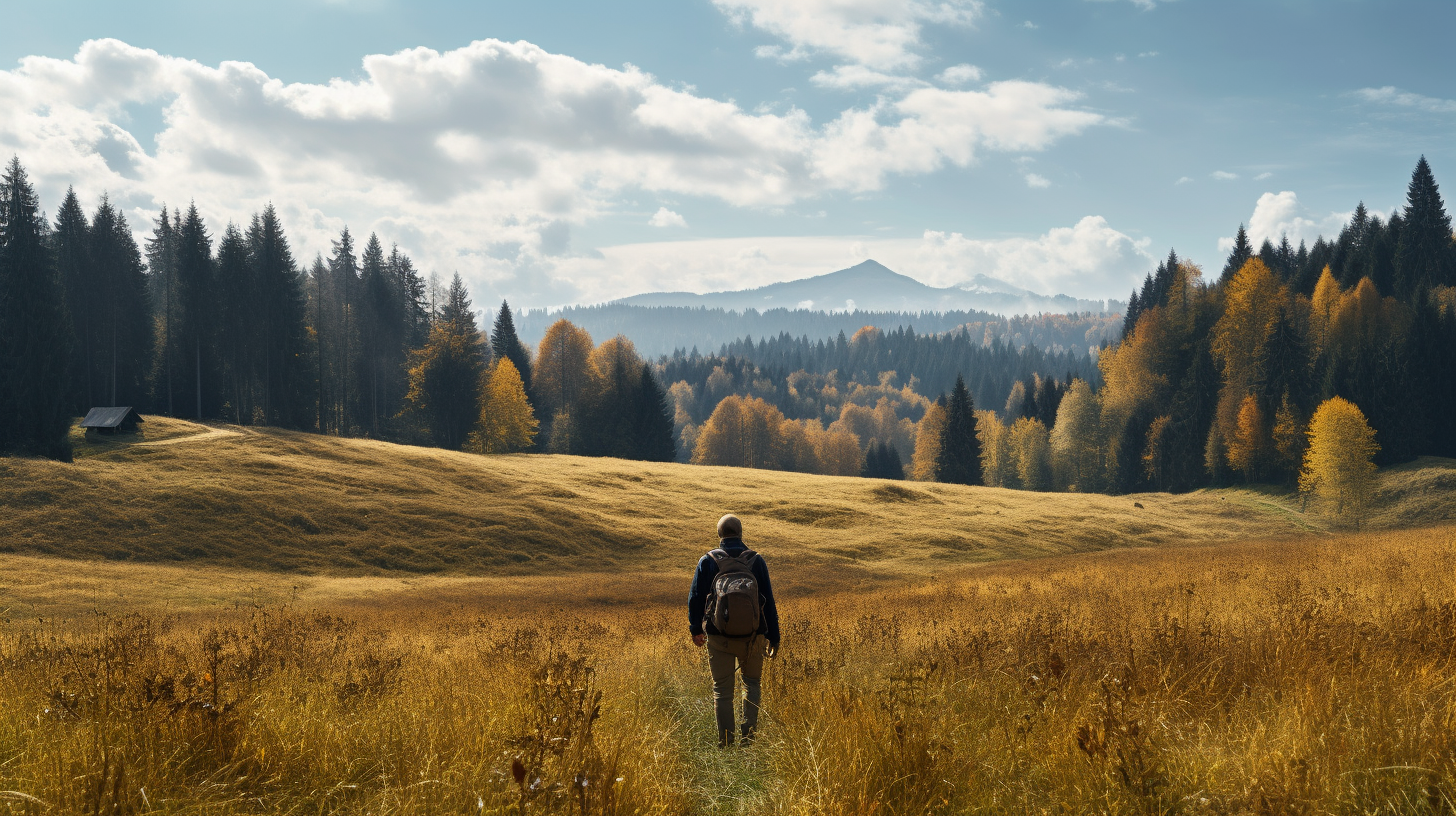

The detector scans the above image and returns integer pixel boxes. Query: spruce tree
[145,206,179,415]
[632,363,677,462]
[328,228,361,433]
[53,188,91,413]
[360,232,404,436]
[90,199,152,408]
[1394,156,1453,299]
[491,300,533,396]
[214,223,252,423]
[1219,225,1253,285]
[174,203,215,419]
[405,273,484,450]
[936,375,982,485]
[0,157,73,459]
[246,205,308,428]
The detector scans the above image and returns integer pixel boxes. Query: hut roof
[80,407,144,429]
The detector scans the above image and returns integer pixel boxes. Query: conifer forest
[2,155,1453,499]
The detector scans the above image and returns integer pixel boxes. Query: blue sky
[2,0,1452,309]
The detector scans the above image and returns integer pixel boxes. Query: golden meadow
[1,420,1454,814]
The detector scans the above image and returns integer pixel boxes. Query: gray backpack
[706,549,762,637]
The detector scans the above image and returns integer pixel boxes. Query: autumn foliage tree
[468,358,537,454]
[1299,397,1380,527]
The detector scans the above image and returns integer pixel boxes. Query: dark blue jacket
[688,537,780,646]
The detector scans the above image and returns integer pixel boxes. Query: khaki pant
[707,634,765,742]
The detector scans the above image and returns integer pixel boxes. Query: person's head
[717,514,743,540]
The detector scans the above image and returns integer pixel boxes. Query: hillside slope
[1,417,1448,582]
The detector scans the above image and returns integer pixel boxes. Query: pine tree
[90,200,152,409]
[214,222,253,423]
[1219,224,1253,285]
[632,363,678,462]
[0,157,73,459]
[145,206,179,415]
[491,300,533,396]
[1394,156,1454,299]
[174,203,214,419]
[936,374,982,485]
[328,228,360,433]
[53,187,91,413]
[246,205,309,428]
[404,273,484,450]
[360,232,404,436]
[389,245,428,350]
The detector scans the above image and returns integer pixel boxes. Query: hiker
[688,513,780,748]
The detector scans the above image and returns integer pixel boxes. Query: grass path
[654,663,774,815]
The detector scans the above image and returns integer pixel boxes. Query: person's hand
[767,642,779,659]
[693,634,706,648]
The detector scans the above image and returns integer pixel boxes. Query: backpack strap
[708,548,757,573]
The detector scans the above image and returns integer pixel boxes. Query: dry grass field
[2,415,1418,579]
[1,418,1454,814]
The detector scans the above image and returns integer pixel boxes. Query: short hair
[717,514,743,539]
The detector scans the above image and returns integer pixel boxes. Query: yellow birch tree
[468,358,538,454]
[1299,397,1380,527]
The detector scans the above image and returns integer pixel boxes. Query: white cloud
[566,216,1152,302]
[936,64,982,85]
[1353,86,1456,114]
[1021,21,1038,29]
[1175,176,1193,185]
[1087,0,1168,9]
[1210,170,1238,181]
[648,207,687,228]
[713,0,983,70]
[1024,173,1050,188]
[0,38,1102,308]
[811,64,925,91]
[1217,191,1350,253]
[912,216,1153,299]
[1254,171,1272,180]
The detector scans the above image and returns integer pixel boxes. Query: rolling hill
[2,417,1450,597]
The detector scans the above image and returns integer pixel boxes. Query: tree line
[0,156,674,463]
[666,157,1455,519]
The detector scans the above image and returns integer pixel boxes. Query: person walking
[689,513,780,748]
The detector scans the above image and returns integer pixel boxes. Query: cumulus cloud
[1353,86,1456,114]
[1254,171,1272,180]
[1175,176,1193,185]
[714,0,983,70]
[648,207,687,228]
[1024,173,1050,188]
[1210,170,1238,181]
[911,216,1153,299]
[936,64,982,86]
[1086,0,1168,9]
[1218,191,1350,253]
[564,216,1151,302]
[0,38,1102,307]
[810,64,926,91]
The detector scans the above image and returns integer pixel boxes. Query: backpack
[706,548,762,637]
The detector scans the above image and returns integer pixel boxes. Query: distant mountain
[613,259,1116,316]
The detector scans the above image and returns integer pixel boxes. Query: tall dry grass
[2,526,1454,814]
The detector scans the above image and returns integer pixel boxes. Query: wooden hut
[80,407,144,435]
